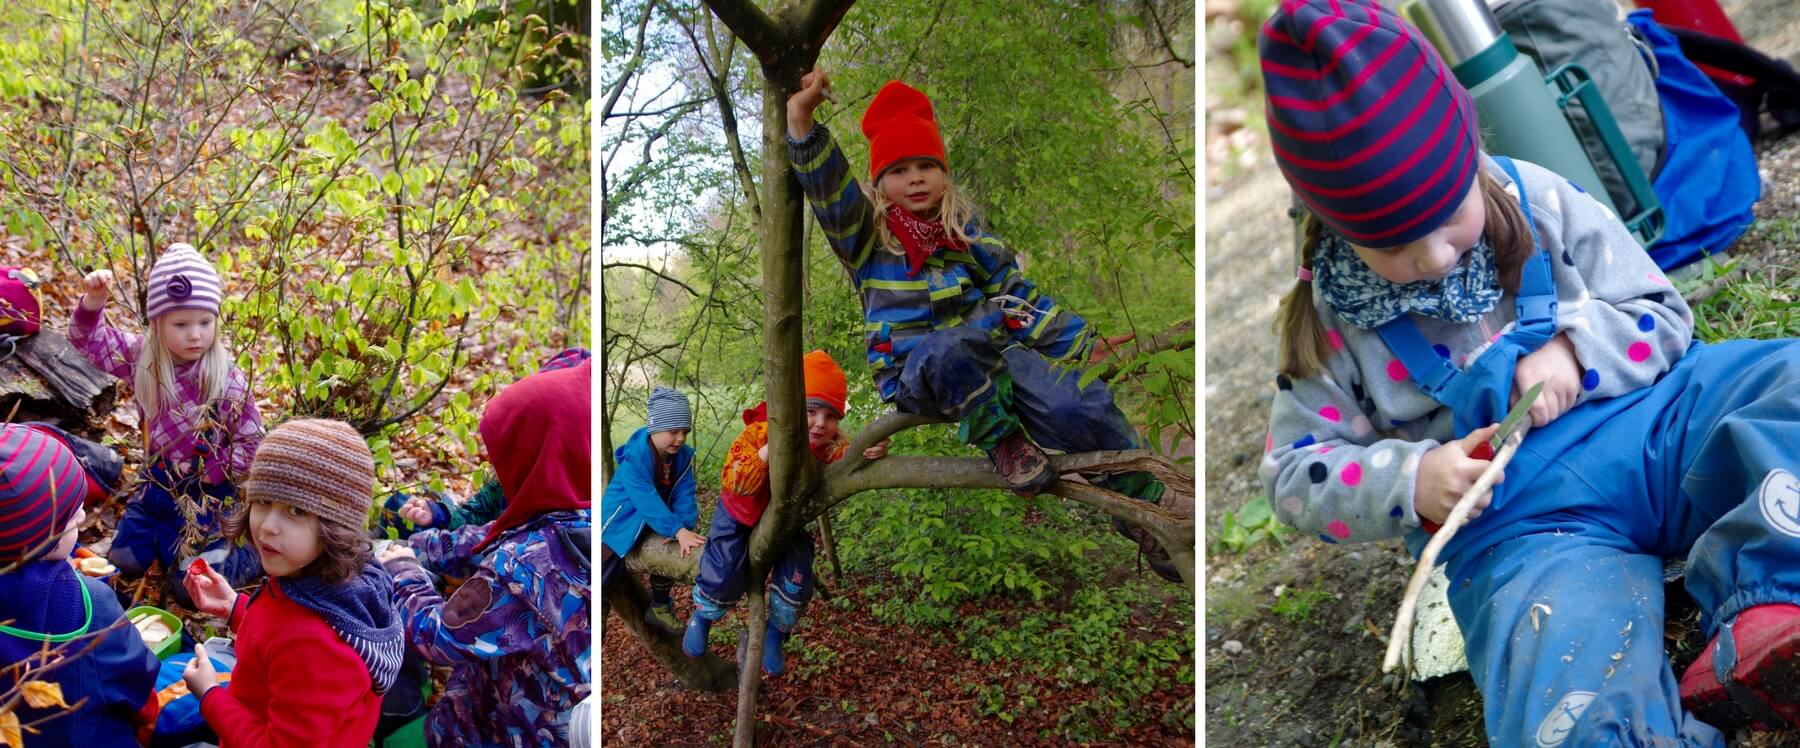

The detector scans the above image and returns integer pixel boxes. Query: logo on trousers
[1757,470,1800,538]
[1535,691,1596,747]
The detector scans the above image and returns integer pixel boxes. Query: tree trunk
[605,568,738,692]
[733,588,771,748]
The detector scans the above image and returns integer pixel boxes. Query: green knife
[1491,381,1543,452]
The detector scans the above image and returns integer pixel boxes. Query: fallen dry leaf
[20,681,71,709]
[0,708,19,748]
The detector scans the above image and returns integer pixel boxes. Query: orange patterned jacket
[718,402,847,526]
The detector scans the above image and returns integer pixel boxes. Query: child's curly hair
[221,499,370,584]
[1275,167,1536,379]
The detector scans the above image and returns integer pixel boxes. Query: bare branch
[1139,0,1194,68]
[601,1,658,121]
[696,0,785,65]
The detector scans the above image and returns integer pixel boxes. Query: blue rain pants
[691,507,816,632]
[894,326,1163,502]
[1381,157,1800,746]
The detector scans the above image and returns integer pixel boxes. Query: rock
[1208,627,1222,642]
[1223,640,1244,655]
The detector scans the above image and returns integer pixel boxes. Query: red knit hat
[803,350,848,417]
[860,80,948,182]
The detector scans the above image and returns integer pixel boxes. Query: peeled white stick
[1382,421,1531,673]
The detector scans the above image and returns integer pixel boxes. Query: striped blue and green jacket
[790,125,1093,401]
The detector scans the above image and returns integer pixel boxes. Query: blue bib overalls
[1383,158,1800,746]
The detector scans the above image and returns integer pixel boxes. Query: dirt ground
[1203,2,1800,745]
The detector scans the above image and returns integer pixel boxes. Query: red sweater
[199,579,381,747]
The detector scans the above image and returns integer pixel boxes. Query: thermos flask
[1403,0,1665,246]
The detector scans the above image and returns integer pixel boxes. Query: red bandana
[885,204,966,277]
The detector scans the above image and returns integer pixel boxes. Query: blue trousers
[107,465,262,609]
[894,327,1142,454]
[691,507,814,632]
[1427,339,1800,746]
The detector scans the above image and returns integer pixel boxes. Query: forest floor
[602,481,1198,747]
[1202,1,1800,745]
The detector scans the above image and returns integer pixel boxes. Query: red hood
[476,360,591,553]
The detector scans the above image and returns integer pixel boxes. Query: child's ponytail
[1274,209,1333,380]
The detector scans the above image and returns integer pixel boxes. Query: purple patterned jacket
[69,305,263,484]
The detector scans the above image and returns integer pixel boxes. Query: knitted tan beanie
[242,419,375,532]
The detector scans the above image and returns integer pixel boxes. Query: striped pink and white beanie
[145,243,223,319]
[1258,0,1482,249]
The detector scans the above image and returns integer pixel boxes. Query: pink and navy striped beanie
[1260,0,1482,248]
[0,424,87,564]
[145,243,223,319]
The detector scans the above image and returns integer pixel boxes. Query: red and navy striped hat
[0,424,87,564]
[1260,0,1481,248]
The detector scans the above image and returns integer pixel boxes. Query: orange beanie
[860,80,948,182]
[802,350,848,416]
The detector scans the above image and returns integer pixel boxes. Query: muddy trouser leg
[1447,528,1724,747]
[691,509,752,622]
[997,345,1165,530]
[766,532,816,633]
[892,327,1021,451]
[1666,341,1800,714]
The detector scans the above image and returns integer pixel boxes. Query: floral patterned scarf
[1312,229,1503,329]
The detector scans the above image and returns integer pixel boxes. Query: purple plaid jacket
[69,305,263,484]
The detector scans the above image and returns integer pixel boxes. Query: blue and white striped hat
[145,243,223,319]
[647,387,691,434]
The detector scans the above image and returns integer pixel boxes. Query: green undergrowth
[831,423,1195,740]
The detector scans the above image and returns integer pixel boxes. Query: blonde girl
[71,243,265,607]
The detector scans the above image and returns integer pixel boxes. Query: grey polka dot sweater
[1261,156,1694,544]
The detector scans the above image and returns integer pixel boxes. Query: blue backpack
[1497,0,1759,271]
[1627,10,1760,270]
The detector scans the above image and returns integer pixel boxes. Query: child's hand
[1414,423,1506,526]
[863,438,891,461]
[1512,333,1582,427]
[1089,332,1137,364]
[80,269,113,311]
[398,496,436,527]
[183,643,220,696]
[183,560,239,620]
[674,528,706,557]
[787,69,831,140]
[378,543,418,564]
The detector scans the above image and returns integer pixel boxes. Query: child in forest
[1258,1,1800,744]
[389,347,592,541]
[681,350,888,675]
[380,360,590,747]
[72,244,265,607]
[784,70,1180,583]
[180,419,402,747]
[0,424,159,747]
[600,385,703,632]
